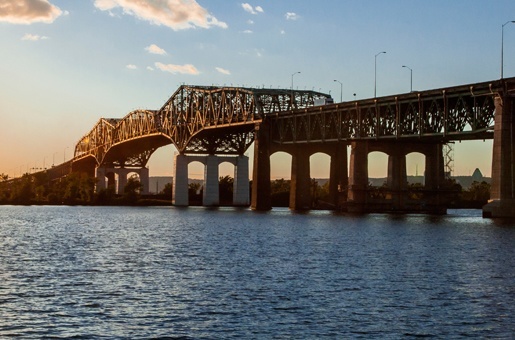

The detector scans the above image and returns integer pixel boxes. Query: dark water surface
[1,206,515,338]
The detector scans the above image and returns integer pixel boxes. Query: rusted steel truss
[271,79,514,144]
[74,86,329,166]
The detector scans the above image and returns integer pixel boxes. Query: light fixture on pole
[402,65,413,92]
[333,79,343,102]
[374,51,386,97]
[501,20,515,79]
[291,71,300,107]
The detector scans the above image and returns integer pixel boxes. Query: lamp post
[333,79,343,102]
[64,147,69,162]
[501,20,515,79]
[291,71,300,107]
[402,65,413,92]
[374,51,386,97]
[53,152,58,166]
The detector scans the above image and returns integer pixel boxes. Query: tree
[219,175,233,203]
[465,181,490,203]
[124,175,142,204]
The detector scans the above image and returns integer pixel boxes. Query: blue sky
[1,0,515,179]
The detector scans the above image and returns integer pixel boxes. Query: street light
[501,20,515,79]
[374,51,386,97]
[333,79,343,102]
[64,146,69,162]
[291,71,301,107]
[402,65,413,92]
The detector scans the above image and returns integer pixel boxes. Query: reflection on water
[0,206,514,338]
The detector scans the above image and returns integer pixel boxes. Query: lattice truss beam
[271,81,502,144]
[74,86,330,165]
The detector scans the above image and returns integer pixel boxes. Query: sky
[1,0,515,180]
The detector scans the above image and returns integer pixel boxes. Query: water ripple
[0,206,514,338]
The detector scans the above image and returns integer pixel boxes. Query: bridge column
[329,144,348,207]
[347,141,368,213]
[424,143,446,214]
[203,155,220,206]
[387,149,407,210]
[233,155,250,206]
[139,167,150,195]
[484,90,515,217]
[106,172,116,191]
[251,122,272,210]
[95,167,106,192]
[173,154,189,206]
[117,168,129,195]
[289,148,311,210]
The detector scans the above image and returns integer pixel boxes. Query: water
[1,206,515,339]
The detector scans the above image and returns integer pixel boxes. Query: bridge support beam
[347,141,369,213]
[483,90,515,217]
[330,145,348,208]
[233,155,250,206]
[251,122,272,210]
[95,166,149,195]
[203,155,220,206]
[387,150,408,210]
[173,154,189,206]
[289,148,311,210]
[173,153,250,207]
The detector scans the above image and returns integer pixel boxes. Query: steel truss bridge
[8,76,512,217]
[73,78,513,171]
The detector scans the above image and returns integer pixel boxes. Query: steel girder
[270,78,515,144]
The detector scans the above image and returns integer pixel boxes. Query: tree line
[0,172,491,208]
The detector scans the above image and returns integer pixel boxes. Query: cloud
[242,29,253,34]
[147,66,154,71]
[126,64,138,69]
[21,33,49,41]
[145,44,167,55]
[155,62,199,75]
[0,0,63,24]
[241,3,263,15]
[285,12,300,21]
[216,67,231,75]
[94,0,227,30]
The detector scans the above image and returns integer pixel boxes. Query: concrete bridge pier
[483,90,515,217]
[95,166,150,195]
[330,145,349,208]
[233,155,250,206]
[173,154,189,206]
[173,153,250,207]
[251,122,272,210]
[387,149,408,211]
[289,149,311,210]
[203,155,220,206]
[347,141,369,213]
[424,143,446,214]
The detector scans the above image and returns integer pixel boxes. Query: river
[1,206,514,338]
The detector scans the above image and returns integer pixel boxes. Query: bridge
[13,77,515,217]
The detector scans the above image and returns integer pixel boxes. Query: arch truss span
[158,85,331,153]
[172,153,250,207]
